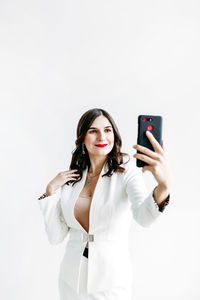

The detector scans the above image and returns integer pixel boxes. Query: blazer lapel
[88,163,108,233]
[62,162,109,233]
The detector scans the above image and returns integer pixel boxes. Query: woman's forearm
[153,184,170,206]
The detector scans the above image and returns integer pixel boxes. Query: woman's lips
[95,144,108,148]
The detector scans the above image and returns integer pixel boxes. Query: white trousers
[58,254,132,300]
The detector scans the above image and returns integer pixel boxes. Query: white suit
[38,158,169,295]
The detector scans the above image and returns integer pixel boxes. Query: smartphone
[136,115,163,167]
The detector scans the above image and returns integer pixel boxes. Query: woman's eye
[89,129,111,133]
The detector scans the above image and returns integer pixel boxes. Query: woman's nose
[97,131,106,140]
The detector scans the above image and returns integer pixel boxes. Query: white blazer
[38,158,167,294]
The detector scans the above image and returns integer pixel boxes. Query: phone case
[136,115,163,167]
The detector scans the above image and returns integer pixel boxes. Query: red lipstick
[95,144,108,148]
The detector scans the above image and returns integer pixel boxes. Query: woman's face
[83,115,115,158]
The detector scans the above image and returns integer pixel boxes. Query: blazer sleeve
[123,160,169,227]
[38,192,69,245]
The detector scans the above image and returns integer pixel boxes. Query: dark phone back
[136,115,163,167]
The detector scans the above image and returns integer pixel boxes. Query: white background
[0,0,200,299]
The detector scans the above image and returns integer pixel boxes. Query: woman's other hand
[46,169,80,196]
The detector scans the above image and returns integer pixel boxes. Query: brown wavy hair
[66,108,130,186]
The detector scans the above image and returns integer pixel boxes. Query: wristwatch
[38,193,47,200]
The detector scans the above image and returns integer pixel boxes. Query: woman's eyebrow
[89,126,112,129]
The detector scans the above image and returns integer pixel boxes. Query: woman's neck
[88,157,107,176]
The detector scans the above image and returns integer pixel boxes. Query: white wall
[0,0,199,299]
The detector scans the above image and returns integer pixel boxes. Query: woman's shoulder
[119,157,141,180]
[121,157,137,172]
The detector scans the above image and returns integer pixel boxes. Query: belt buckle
[82,233,94,243]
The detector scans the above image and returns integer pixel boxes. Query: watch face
[38,193,47,200]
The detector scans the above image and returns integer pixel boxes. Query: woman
[38,108,171,300]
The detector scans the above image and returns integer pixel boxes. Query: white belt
[68,227,109,243]
[68,227,128,244]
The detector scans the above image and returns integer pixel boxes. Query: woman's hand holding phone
[133,115,172,205]
[133,131,171,191]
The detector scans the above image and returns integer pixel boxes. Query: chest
[79,173,100,198]
[74,174,100,216]
[73,174,100,236]
[61,170,128,233]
